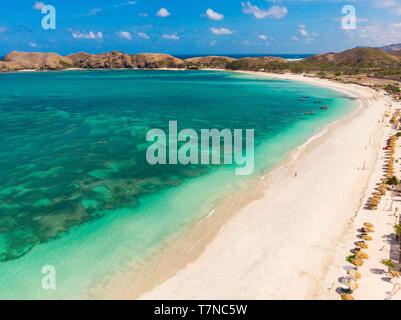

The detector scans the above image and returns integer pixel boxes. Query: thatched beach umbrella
[351,258,364,266]
[355,251,369,259]
[372,195,381,202]
[362,227,375,233]
[345,279,359,291]
[347,268,362,280]
[362,234,373,241]
[355,241,368,249]
[370,199,379,206]
[341,293,355,300]
[379,185,387,195]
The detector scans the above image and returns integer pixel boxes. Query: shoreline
[321,96,401,299]
[91,72,388,299]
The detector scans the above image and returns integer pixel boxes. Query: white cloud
[241,2,288,19]
[374,0,401,15]
[33,1,45,10]
[298,24,309,37]
[114,1,136,8]
[75,8,104,17]
[137,32,150,40]
[299,25,319,37]
[72,31,103,40]
[297,25,318,43]
[210,27,233,35]
[258,34,268,40]
[374,0,397,8]
[138,12,148,17]
[344,22,401,47]
[205,8,224,21]
[28,42,38,48]
[156,8,170,18]
[117,31,132,40]
[393,7,401,15]
[162,34,179,40]
[85,8,103,16]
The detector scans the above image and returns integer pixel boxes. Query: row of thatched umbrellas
[367,132,399,210]
[341,111,400,300]
[340,222,374,300]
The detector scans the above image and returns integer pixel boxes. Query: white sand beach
[141,74,400,300]
[322,90,401,300]
[96,73,400,300]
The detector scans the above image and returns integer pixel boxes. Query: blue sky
[0,0,400,55]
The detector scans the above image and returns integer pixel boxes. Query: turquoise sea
[0,70,356,299]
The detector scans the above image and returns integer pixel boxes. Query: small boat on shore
[320,105,329,110]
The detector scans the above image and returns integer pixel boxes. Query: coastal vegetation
[381,258,396,271]
[384,84,401,99]
[59,60,75,69]
[395,223,401,239]
[387,176,399,186]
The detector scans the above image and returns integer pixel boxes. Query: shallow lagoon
[0,70,355,298]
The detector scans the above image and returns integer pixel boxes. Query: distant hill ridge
[382,43,401,51]
[1,47,401,80]
[303,47,401,67]
[382,43,401,56]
